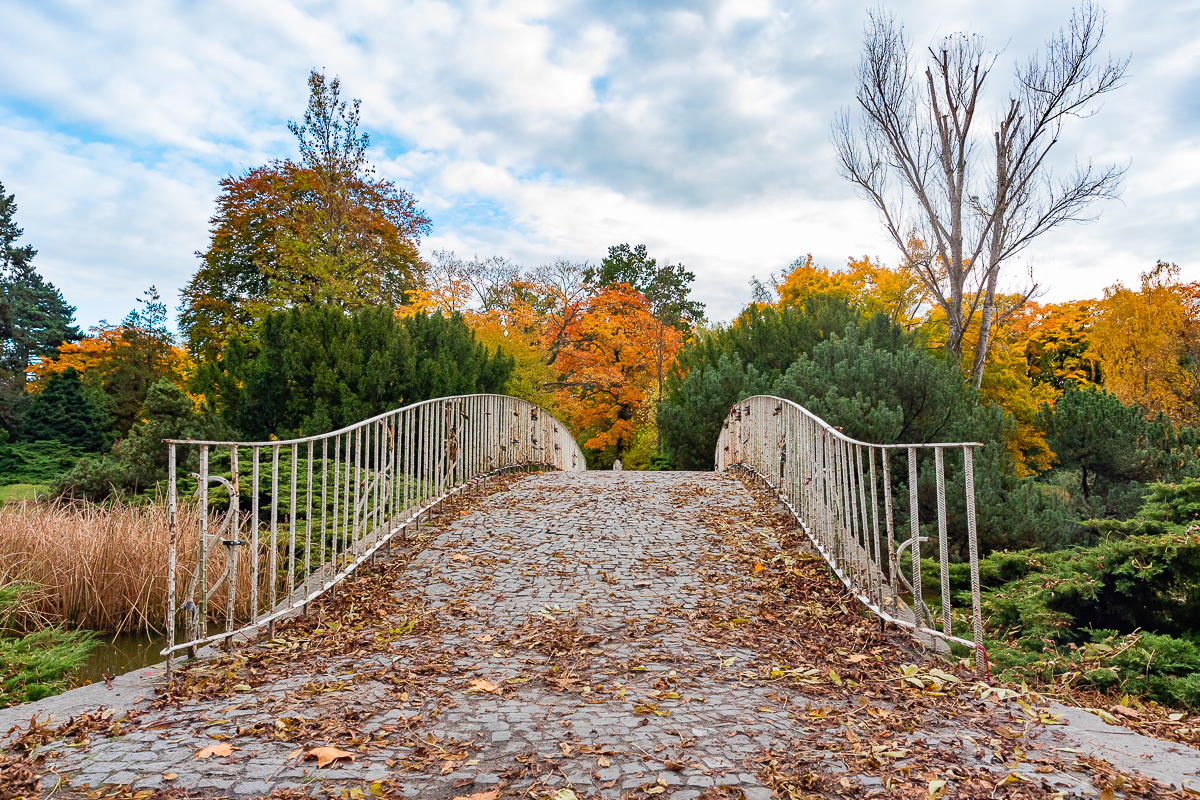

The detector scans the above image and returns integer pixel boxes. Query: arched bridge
[3,394,1195,799]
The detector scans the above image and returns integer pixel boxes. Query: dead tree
[833,2,1128,387]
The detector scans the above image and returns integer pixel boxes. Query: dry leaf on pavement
[450,791,500,800]
[195,742,234,759]
[468,678,501,694]
[303,746,356,768]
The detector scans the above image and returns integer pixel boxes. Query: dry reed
[0,500,257,634]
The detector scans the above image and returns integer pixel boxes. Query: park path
[4,471,1200,799]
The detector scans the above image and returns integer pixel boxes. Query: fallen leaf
[753,563,764,572]
[468,679,501,694]
[195,743,234,759]
[450,791,500,800]
[598,755,611,767]
[303,746,356,768]
[664,760,686,771]
[451,554,470,561]
[1111,704,1143,719]
[928,778,947,797]
[161,772,177,781]
[847,653,869,664]
[552,790,578,800]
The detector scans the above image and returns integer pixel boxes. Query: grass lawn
[0,484,49,502]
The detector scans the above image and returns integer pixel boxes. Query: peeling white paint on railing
[162,394,585,673]
[715,396,985,668]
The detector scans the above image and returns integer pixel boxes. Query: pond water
[71,630,169,687]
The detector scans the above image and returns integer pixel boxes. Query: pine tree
[0,181,80,435]
[22,367,107,451]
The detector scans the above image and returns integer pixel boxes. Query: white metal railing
[715,395,985,668]
[163,394,585,672]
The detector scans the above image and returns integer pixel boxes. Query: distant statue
[613,459,623,471]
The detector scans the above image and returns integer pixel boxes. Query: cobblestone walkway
[6,471,1200,799]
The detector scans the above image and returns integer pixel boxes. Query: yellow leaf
[753,563,764,572]
[552,791,579,800]
[195,743,234,759]
[303,746,356,768]
[928,779,947,797]
[829,669,842,686]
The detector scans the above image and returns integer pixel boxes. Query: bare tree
[833,2,1128,387]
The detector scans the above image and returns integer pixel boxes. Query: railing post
[166,442,176,678]
[197,445,209,646]
[965,445,985,670]
[935,446,951,635]
[907,447,925,631]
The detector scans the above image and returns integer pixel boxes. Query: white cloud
[0,0,1196,328]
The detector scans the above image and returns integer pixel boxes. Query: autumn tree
[833,4,1128,387]
[181,71,431,367]
[550,286,678,467]
[32,288,189,437]
[1089,262,1200,423]
[776,254,928,328]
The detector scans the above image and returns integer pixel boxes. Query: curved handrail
[715,395,985,668]
[163,394,585,669]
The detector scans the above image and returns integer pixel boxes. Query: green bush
[0,436,85,487]
[0,583,97,706]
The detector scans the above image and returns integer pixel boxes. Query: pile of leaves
[712,470,1195,799]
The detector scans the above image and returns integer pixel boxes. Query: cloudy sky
[1,0,1197,329]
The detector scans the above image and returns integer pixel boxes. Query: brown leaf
[451,554,471,561]
[1112,704,1143,719]
[450,791,499,800]
[468,679,501,694]
[161,772,178,781]
[303,746,356,768]
[598,755,611,767]
[195,742,235,759]
[663,760,686,771]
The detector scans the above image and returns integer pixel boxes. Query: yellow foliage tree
[1089,262,1200,424]
[776,255,928,328]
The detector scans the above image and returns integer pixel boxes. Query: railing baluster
[198,445,209,642]
[965,445,984,668]
[226,445,239,635]
[289,443,298,607]
[305,440,313,602]
[166,443,176,679]
[252,447,260,620]
[269,445,279,636]
[935,446,951,635]
[907,447,924,631]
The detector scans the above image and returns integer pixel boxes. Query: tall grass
[0,499,255,634]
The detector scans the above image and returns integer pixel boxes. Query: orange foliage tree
[30,290,191,436]
[549,286,680,463]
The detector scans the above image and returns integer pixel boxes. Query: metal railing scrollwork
[162,394,585,673]
[715,395,985,668]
